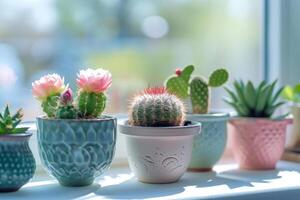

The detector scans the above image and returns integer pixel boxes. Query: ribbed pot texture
[0,133,36,192]
[230,118,291,170]
[37,116,117,187]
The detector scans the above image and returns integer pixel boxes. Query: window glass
[0,0,262,120]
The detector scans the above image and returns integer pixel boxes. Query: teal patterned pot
[37,116,117,187]
[0,133,36,192]
[187,113,229,171]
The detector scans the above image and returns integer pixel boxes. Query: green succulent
[281,83,300,103]
[224,80,285,118]
[0,105,29,134]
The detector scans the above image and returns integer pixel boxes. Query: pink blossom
[32,74,66,101]
[76,68,112,93]
[60,88,73,105]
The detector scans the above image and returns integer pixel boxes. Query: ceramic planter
[286,105,300,150]
[187,112,229,171]
[0,133,36,192]
[230,118,292,170]
[119,120,201,184]
[36,116,117,187]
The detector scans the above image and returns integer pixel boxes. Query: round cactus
[41,95,60,118]
[129,87,185,127]
[77,91,106,118]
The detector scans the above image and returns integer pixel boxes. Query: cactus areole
[165,65,229,114]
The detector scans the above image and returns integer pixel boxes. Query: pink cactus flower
[60,88,73,105]
[76,68,112,93]
[32,74,66,101]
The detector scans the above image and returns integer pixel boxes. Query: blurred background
[0,0,262,120]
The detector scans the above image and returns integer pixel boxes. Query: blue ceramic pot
[187,113,229,171]
[0,133,36,192]
[37,116,117,187]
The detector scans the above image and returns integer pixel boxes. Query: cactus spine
[165,65,229,114]
[77,91,106,118]
[129,87,185,127]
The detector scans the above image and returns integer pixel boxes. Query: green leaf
[233,80,248,108]
[3,105,10,119]
[244,81,256,109]
[281,86,294,101]
[11,127,29,134]
[224,87,238,102]
[255,85,271,114]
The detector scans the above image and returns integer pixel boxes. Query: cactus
[56,88,77,119]
[224,80,285,118]
[77,91,106,118]
[129,87,185,127]
[0,105,29,134]
[41,95,60,118]
[165,65,229,114]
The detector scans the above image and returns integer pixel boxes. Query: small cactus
[129,87,185,127]
[77,91,106,118]
[56,88,77,119]
[165,65,229,114]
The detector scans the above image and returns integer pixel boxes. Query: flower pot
[186,112,229,171]
[229,118,292,170]
[0,133,36,192]
[36,116,117,187]
[286,105,300,150]
[118,120,201,184]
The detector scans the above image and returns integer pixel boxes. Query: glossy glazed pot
[187,113,229,171]
[37,116,117,187]
[0,133,36,192]
[119,120,201,184]
[230,118,292,170]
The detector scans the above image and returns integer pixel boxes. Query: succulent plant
[32,74,66,118]
[224,80,285,118]
[281,83,300,103]
[165,65,229,114]
[0,105,29,134]
[33,68,112,119]
[129,87,185,127]
[76,68,112,118]
[56,88,78,119]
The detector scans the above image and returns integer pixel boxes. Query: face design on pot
[134,146,186,173]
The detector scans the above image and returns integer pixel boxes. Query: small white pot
[118,120,201,184]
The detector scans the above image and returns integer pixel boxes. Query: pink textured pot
[230,118,292,170]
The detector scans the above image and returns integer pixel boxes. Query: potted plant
[118,87,201,183]
[0,105,36,192]
[32,68,117,187]
[281,84,300,150]
[165,65,229,171]
[225,80,291,169]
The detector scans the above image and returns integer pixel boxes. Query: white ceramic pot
[118,120,201,184]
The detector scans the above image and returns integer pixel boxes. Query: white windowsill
[1,161,300,200]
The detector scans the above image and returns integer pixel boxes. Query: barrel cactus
[129,87,185,127]
[32,68,112,119]
[32,74,66,117]
[76,68,111,118]
[165,65,229,114]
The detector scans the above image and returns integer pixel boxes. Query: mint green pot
[37,116,117,187]
[0,133,36,192]
[187,113,229,171]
